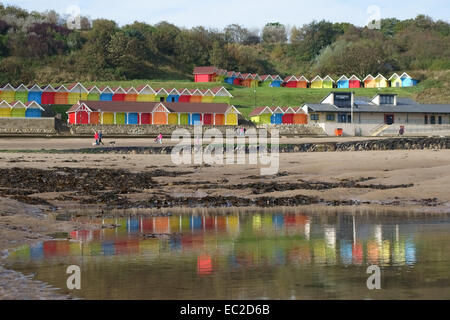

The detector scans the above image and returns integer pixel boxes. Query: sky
[2,0,449,30]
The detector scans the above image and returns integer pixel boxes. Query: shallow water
[5,211,450,300]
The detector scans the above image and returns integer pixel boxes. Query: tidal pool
[5,210,450,299]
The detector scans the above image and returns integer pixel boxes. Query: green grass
[55,79,436,120]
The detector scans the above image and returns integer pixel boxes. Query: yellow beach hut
[0,100,11,117]
[310,76,323,88]
[389,73,402,88]
[0,84,16,103]
[374,74,388,88]
[225,105,240,125]
[67,83,88,104]
[136,84,156,102]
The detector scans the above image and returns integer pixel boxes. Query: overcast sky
[2,0,449,30]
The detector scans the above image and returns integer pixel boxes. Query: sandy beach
[1,138,450,299]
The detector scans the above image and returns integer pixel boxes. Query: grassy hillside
[52,70,449,120]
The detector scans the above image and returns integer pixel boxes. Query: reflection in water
[6,212,450,300]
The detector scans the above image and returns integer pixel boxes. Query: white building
[302,92,450,136]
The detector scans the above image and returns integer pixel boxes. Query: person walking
[94,131,99,146]
[98,131,104,145]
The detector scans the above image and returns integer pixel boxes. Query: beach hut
[99,86,114,101]
[270,107,284,124]
[284,76,298,88]
[337,75,349,88]
[0,101,11,117]
[87,86,101,101]
[0,84,15,103]
[271,75,283,87]
[178,88,192,103]
[14,84,29,103]
[211,87,232,104]
[27,84,42,104]
[400,72,417,87]
[363,74,376,88]
[389,73,402,87]
[155,88,169,102]
[193,66,217,82]
[374,74,388,88]
[152,103,169,124]
[251,74,261,88]
[322,75,335,88]
[124,87,138,101]
[260,75,273,87]
[41,85,56,105]
[296,76,309,88]
[67,83,88,104]
[166,88,180,103]
[112,87,127,101]
[10,101,27,117]
[54,85,69,104]
[310,76,323,88]
[225,71,237,85]
[293,107,308,124]
[349,75,362,88]
[201,89,215,103]
[190,89,203,103]
[233,72,243,86]
[25,101,45,118]
[136,84,156,102]
[215,69,227,83]
[281,107,296,124]
[249,106,273,124]
[241,73,253,87]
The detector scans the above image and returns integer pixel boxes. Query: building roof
[67,100,237,114]
[193,66,217,75]
[304,95,450,114]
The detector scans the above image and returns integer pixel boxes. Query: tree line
[0,3,449,85]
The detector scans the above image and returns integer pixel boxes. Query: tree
[262,23,287,43]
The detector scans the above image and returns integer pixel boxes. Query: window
[430,116,436,124]
[424,115,428,124]
[326,114,335,121]
[380,95,394,104]
[334,93,351,108]
[160,97,165,102]
[310,114,319,121]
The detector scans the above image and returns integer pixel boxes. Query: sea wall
[0,118,56,134]
[69,124,327,136]
[61,137,450,154]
